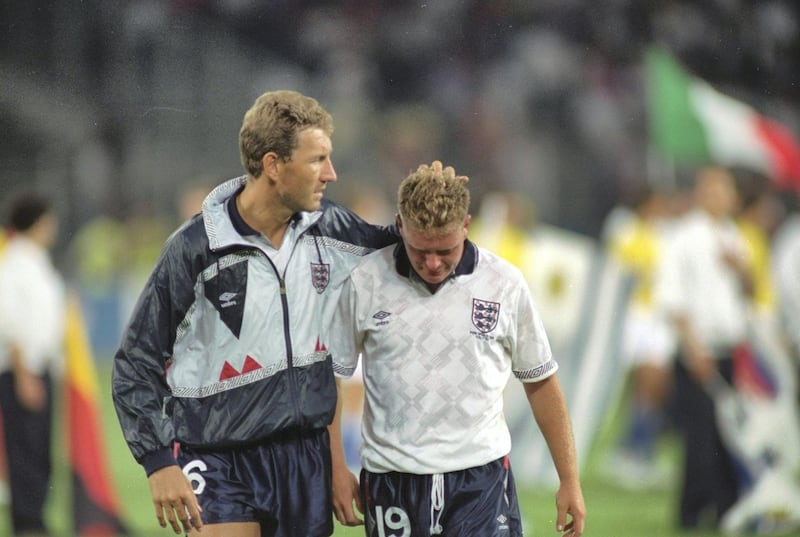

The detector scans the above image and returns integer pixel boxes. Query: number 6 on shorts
[182,459,208,494]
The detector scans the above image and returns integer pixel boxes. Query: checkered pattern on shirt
[331,246,557,474]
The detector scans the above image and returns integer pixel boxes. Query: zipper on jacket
[276,272,301,426]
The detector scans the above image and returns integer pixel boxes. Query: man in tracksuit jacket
[112,90,396,537]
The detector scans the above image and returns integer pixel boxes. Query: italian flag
[645,45,800,191]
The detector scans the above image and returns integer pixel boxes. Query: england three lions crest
[472,298,500,333]
[310,262,330,293]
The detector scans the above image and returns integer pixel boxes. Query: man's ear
[464,214,472,233]
[261,152,281,180]
[395,214,403,231]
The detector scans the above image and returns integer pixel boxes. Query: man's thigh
[177,429,333,537]
[361,457,522,537]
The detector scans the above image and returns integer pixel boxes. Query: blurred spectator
[654,166,752,530]
[0,415,6,506]
[0,192,66,537]
[5,1,800,250]
[603,184,676,489]
[772,193,800,359]
[340,183,393,225]
[470,191,535,269]
[176,181,214,222]
[0,229,7,505]
[734,172,783,319]
[67,216,129,355]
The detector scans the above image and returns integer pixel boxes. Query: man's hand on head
[427,160,469,184]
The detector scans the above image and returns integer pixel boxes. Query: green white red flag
[645,45,800,191]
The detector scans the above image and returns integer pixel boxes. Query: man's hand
[10,345,46,411]
[555,479,586,537]
[426,160,469,184]
[147,465,203,534]
[15,367,46,411]
[685,343,718,384]
[332,464,363,527]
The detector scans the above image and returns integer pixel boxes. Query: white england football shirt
[330,241,557,474]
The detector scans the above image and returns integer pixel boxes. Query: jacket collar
[202,176,321,251]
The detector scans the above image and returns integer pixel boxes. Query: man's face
[399,216,469,288]
[37,211,58,250]
[275,127,337,212]
[697,167,739,218]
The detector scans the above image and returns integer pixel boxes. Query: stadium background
[2,1,800,536]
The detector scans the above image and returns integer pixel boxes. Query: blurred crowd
[2,1,800,251]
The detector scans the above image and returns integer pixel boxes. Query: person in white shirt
[654,165,753,530]
[0,192,65,537]
[328,162,585,537]
[772,199,800,358]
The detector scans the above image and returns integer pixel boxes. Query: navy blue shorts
[360,456,523,537]
[176,428,333,537]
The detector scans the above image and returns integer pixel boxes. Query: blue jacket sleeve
[111,219,205,474]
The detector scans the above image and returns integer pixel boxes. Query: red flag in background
[64,296,128,536]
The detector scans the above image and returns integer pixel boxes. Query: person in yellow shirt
[469,191,532,269]
[735,180,781,317]
[604,184,677,488]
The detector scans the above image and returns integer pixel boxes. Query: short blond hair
[397,164,470,235]
[239,90,334,177]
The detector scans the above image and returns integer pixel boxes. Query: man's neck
[236,183,294,247]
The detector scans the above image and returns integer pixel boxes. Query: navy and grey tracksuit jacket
[111,176,397,476]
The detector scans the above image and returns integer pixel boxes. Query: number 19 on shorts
[373,506,411,537]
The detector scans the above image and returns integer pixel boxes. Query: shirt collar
[393,239,478,281]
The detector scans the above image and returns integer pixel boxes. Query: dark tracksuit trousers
[0,371,53,536]
[673,354,740,529]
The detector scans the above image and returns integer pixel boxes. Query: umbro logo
[496,513,509,530]
[219,292,238,308]
[373,310,391,326]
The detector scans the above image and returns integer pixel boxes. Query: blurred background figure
[771,193,800,360]
[0,229,7,506]
[0,192,66,537]
[734,171,783,321]
[0,416,7,506]
[470,191,534,269]
[654,166,752,531]
[720,172,800,534]
[602,184,676,490]
[177,181,214,222]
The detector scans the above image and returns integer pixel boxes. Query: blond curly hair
[397,163,470,236]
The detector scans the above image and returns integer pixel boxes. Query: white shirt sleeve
[509,270,557,382]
